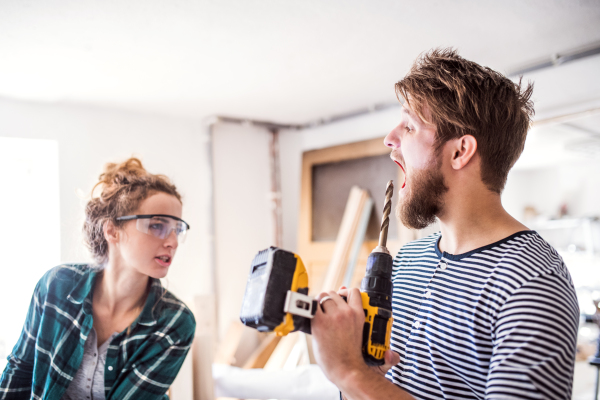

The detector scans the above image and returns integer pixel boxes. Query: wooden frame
[298,137,415,292]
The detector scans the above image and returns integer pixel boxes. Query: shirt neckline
[434,230,536,261]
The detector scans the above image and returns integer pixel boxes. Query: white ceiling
[1,0,600,123]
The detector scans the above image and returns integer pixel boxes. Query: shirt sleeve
[108,311,196,400]
[485,273,579,400]
[0,277,45,399]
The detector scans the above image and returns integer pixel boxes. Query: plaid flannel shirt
[0,264,196,400]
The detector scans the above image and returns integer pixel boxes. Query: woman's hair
[83,157,182,265]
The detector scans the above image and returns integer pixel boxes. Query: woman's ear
[103,220,119,244]
[449,135,477,170]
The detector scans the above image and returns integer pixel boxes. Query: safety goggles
[116,214,190,243]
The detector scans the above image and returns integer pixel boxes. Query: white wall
[503,160,600,222]
[0,97,212,400]
[211,123,274,338]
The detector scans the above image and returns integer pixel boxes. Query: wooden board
[192,295,217,400]
[192,333,215,400]
[320,186,370,292]
[213,321,246,365]
[263,333,300,371]
[242,334,282,369]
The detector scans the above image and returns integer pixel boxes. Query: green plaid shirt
[0,264,196,400]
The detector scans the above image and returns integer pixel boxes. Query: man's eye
[405,126,413,133]
[149,223,165,231]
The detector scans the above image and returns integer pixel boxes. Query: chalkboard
[311,153,400,242]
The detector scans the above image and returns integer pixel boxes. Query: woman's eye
[149,223,165,232]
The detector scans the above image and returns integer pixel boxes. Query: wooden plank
[192,333,215,400]
[242,334,282,369]
[263,333,300,371]
[191,295,217,400]
[213,321,245,365]
[303,332,317,365]
[320,186,370,292]
[342,196,373,287]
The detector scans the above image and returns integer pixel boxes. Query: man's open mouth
[394,160,406,189]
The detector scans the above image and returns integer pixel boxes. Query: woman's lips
[155,257,172,267]
[394,160,407,189]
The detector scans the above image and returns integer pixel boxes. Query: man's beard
[396,157,448,230]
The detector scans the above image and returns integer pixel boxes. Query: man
[311,48,579,400]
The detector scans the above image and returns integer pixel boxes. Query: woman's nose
[164,229,179,248]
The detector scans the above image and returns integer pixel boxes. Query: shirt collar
[66,266,100,314]
[135,278,163,327]
[67,267,163,325]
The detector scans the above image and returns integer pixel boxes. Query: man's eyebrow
[401,107,414,117]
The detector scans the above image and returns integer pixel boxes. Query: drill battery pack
[240,247,316,336]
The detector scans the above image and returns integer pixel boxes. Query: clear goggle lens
[134,216,189,243]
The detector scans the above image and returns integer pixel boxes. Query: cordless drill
[239,181,395,366]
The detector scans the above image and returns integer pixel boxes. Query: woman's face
[115,192,183,279]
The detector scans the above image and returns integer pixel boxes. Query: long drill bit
[375,180,394,254]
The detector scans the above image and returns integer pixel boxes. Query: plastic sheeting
[213,364,340,400]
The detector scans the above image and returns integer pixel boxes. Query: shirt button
[414,320,421,329]
[425,290,431,298]
[108,366,113,371]
[440,261,447,270]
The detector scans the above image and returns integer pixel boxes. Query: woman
[0,157,196,399]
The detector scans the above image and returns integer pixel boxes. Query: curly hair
[395,48,535,193]
[83,157,182,265]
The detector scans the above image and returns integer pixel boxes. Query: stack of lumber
[321,186,373,293]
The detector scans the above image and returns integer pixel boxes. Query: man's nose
[384,125,401,148]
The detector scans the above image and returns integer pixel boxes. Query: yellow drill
[240,181,395,366]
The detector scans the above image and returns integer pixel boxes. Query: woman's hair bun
[99,158,147,189]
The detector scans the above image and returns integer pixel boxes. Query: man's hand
[311,287,367,385]
[336,286,400,378]
[312,286,413,400]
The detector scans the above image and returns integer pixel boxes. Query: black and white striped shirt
[387,231,578,400]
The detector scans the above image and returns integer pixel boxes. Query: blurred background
[1,1,599,399]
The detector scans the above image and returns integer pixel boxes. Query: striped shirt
[0,264,196,400]
[386,231,579,400]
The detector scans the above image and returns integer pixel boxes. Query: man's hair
[395,48,534,193]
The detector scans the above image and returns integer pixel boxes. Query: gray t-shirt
[61,328,118,400]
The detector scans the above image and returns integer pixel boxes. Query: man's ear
[449,135,477,170]
[103,220,119,244]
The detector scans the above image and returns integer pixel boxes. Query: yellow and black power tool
[239,181,395,366]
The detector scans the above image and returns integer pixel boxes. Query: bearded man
[311,48,579,400]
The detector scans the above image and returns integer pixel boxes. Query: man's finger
[317,292,338,312]
[385,350,400,366]
[347,288,363,309]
